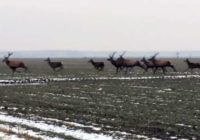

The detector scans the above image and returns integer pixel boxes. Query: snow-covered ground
[0,112,161,140]
[0,112,120,140]
[0,131,25,140]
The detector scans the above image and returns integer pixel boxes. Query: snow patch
[0,112,116,140]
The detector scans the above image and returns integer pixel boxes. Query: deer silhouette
[107,52,124,73]
[117,52,145,74]
[45,57,63,72]
[148,53,176,74]
[141,57,156,73]
[88,59,104,71]
[184,58,200,72]
[2,52,29,75]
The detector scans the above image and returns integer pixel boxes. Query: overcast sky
[0,0,200,52]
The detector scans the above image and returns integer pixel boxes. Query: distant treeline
[0,50,199,58]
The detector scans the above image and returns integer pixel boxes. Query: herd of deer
[103,52,177,74]
[90,52,200,74]
[2,53,63,75]
[1,52,200,75]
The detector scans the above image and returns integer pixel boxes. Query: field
[0,58,200,140]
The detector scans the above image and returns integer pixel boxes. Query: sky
[0,0,200,52]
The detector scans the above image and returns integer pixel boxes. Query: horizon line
[0,50,200,52]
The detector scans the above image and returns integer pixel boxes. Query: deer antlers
[119,51,126,58]
[149,52,159,60]
[7,52,13,58]
[109,51,127,58]
[109,52,117,58]
[4,52,13,59]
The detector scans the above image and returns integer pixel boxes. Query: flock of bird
[1,52,200,75]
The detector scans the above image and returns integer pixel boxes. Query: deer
[44,57,63,72]
[148,53,176,74]
[88,59,104,71]
[2,52,29,75]
[117,52,145,74]
[184,58,200,72]
[107,52,124,74]
[141,57,156,73]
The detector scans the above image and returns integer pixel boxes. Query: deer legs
[115,67,124,74]
[11,67,30,76]
[169,65,177,72]
[153,67,167,74]
[52,66,63,72]
[116,67,120,74]
[184,68,193,73]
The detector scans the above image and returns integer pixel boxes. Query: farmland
[0,58,200,140]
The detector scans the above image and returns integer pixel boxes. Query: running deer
[107,52,124,73]
[2,52,29,75]
[45,57,63,71]
[141,57,156,73]
[184,58,200,72]
[117,52,145,74]
[88,59,104,71]
[148,53,176,74]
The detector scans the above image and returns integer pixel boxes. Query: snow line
[0,124,61,140]
[0,74,199,86]
[0,112,118,140]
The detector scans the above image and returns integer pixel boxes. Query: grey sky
[0,0,200,51]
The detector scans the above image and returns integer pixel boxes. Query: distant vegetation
[0,50,200,58]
